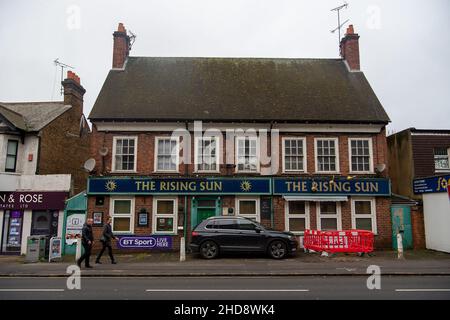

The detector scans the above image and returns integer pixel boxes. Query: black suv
[190,216,298,259]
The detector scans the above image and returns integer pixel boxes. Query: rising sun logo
[105,180,117,192]
[240,180,252,192]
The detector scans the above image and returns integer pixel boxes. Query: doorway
[191,197,221,228]
[31,210,59,237]
[391,205,413,250]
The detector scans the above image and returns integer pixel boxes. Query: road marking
[0,289,65,292]
[396,289,450,292]
[146,289,309,292]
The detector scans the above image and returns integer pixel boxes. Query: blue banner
[413,175,450,194]
[273,178,390,196]
[88,177,272,195]
[117,236,172,249]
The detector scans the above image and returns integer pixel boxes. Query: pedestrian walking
[77,218,94,268]
[95,216,117,264]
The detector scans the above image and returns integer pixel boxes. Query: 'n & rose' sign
[0,192,67,210]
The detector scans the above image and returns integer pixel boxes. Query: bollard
[180,237,186,262]
[397,233,404,259]
[75,239,82,262]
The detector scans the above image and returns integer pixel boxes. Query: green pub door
[191,197,221,228]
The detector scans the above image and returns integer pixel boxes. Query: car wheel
[200,240,219,259]
[268,240,287,259]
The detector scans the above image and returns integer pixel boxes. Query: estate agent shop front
[87,176,390,252]
[0,191,67,254]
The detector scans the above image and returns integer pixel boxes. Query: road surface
[1,275,450,300]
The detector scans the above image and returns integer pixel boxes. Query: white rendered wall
[423,192,450,253]
[0,210,4,248]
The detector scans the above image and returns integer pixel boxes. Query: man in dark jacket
[95,216,117,264]
[77,218,94,268]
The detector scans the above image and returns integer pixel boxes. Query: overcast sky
[0,0,449,133]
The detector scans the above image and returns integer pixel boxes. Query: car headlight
[288,235,296,241]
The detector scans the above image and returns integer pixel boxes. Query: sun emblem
[105,180,117,192]
[240,180,252,192]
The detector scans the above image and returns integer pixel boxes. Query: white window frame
[316,202,342,231]
[282,137,307,173]
[235,136,260,173]
[348,138,374,174]
[112,136,138,173]
[434,147,450,172]
[235,197,260,222]
[351,197,377,234]
[284,201,310,235]
[152,197,178,235]
[109,197,135,234]
[314,137,340,173]
[154,137,180,173]
[194,136,220,173]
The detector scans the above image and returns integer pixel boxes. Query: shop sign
[273,178,391,196]
[117,236,172,249]
[413,175,450,194]
[88,177,271,195]
[0,192,67,210]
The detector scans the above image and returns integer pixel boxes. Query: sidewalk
[0,250,449,277]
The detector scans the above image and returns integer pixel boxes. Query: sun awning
[283,195,348,202]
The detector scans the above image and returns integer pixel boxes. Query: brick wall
[38,107,90,195]
[90,127,388,178]
[411,205,426,249]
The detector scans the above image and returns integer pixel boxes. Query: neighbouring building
[388,128,450,252]
[86,23,392,253]
[0,72,90,254]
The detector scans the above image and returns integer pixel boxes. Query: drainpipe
[269,121,275,229]
[183,122,189,251]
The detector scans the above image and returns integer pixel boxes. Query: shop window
[315,138,339,173]
[112,137,137,172]
[317,202,342,231]
[283,138,306,172]
[236,137,258,172]
[349,138,373,173]
[153,198,177,234]
[285,201,309,235]
[111,198,134,233]
[5,139,18,172]
[434,147,450,171]
[155,137,179,172]
[351,198,377,234]
[195,137,219,172]
[236,197,260,221]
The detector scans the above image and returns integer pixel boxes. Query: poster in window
[138,212,148,227]
[93,212,103,226]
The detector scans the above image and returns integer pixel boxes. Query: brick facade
[87,124,392,253]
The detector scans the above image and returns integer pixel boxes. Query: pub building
[86,23,392,253]
[0,72,90,254]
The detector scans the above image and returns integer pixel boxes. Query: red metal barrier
[303,229,374,253]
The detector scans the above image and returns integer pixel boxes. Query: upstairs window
[195,137,219,172]
[349,138,373,173]
[236,137,258,172]
[5,140,19,172]
[113,137,137,172]
[155,137,179,172]
[434,147,450,171]
[283,138,306,172]
[315,138,339,173]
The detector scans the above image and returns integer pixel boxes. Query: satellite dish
[83,158,96,172]
[99,147,109,156]
[375,163,386,173]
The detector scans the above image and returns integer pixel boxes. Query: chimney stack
[62,70,85,116]
[340,24,360,71]
[112,23,130,69]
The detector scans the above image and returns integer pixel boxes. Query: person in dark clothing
[77,218,94,268]
[95,216,117,264]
